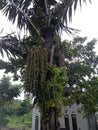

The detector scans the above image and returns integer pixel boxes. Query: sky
[62,0,98,40]
[75,0,98,39]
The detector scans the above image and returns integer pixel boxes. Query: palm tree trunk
[49,107,60,130]
[41,37,63,130]
[50,45,55,66]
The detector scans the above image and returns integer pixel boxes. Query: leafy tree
[0,75,21,105]
[6,99,32,130]
[0,75,21,128]
[0,98,32,130]
[61,37,98,116]
[6,112,32,130]
[0,0,92,130]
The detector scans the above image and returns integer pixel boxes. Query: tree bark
[50,45,55,66]
[49,107,60,130]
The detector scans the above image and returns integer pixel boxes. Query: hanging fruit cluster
[25,46,48,95]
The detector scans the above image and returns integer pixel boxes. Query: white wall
[32,106,40,130]
[59,103,91,130]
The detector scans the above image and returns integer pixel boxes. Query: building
[32,103,97,130]
[59,103,96,130]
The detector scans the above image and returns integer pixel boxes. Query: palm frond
[0,60,14,72]
[0,0,7,9]
[1,0,91,36]
[62,25,80,36]
[3,1,45,42]
[51,0,91,27]
[0,33,27,59]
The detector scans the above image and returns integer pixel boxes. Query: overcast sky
[71,0,98,39]
[61,0,98,40]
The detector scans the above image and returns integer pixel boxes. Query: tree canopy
[6,99,32,129]
[0,75,22,128]
[0,98,32,129]
[61,37,98,116]
[0,75,21,104]
[0,75,32,129]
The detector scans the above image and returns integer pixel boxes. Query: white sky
[69,0,98,40]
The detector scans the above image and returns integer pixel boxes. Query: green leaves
[0,76,23,128]
[2,99,32,129]
[0,75,21,104]
[61,37,98,116]
[37,65,68,118]
[81,77,98,115]
[46,66,67,107]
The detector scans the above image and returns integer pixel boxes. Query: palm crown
[2,0,91,38]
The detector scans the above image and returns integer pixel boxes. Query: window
[71,114,77,130]
[65,114,70,130]
[35,115,39,130]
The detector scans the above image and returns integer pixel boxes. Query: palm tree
[0,0,92,130]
